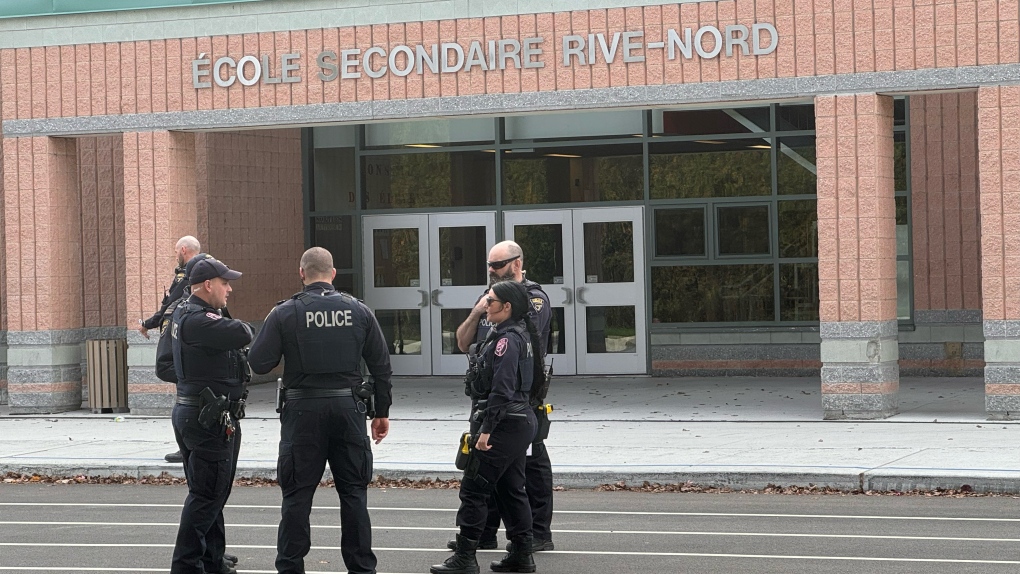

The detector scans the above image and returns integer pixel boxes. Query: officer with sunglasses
[452,240,554,554]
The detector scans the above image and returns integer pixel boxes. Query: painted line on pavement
[3,503,1020,522]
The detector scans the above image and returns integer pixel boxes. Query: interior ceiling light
[749,144,771,149]
[405,143,441,148]
[694,140,725,145]
[544,153,582,158]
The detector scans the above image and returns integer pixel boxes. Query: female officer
[431,280,544,574]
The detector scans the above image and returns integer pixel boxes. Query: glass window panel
[547,306,566,356]
[649,139,771,199]
[583,221,634,283]
[897,260,912,321]
[894,98,906,127]
[362,151,495,209]
[777,104,815,131]
[364,117,494,148]
[651,265,775,322]
[717,205,770,256]
[513,224,564,286]
[313,125,356,148]
[655,207,706,257]
[441,309,471,355]
[374,310,422,355]
[652,107,770,135]
[778,200,818,258]
[372,228,419,287]
[777,136,817,195]
[779,263,819,321]
[311,215,355,270]
[313,147,356,212]
[502,144,642,204]
[894,132,907,192]
[505,110,643,141]
[333,272,357,298]
[585,306,636,353]
[438,226,487,286]
[896,196,909,257]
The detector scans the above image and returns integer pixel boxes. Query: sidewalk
[2,376,1018,493]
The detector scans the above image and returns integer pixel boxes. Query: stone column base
[127,331,173,415]
[820,321,900,420]
[0,330,7,405]
[983,321,1020,420]
[7,330,84,414]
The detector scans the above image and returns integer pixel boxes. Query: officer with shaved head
[247,246,393,574]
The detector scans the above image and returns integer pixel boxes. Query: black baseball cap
[189,258,242,284]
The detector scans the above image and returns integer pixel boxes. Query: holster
[534,404,553,442]
[275,378,284,414]
[354,380,376,419]
[455,431,474,471]
[197,387,229,430]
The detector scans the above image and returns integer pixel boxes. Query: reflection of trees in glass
[894,139,907,192]
[439,227,487,286]
[584,222,634,283]
[779,263,819,321]
[777,143,817,195]
[373,228,419,288]
[655,208,705,256]
[652,265,774,322]
[504,155,642,204]
[515,224,562,285]
[651,149,770,199]
[717,206,770,256]
[375,310,422,355]
[363,153,495,209]
[778,200,818,258]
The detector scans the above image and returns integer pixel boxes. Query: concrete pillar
[123,131,199,415]
[977,86,1020,419]
[815,94,900,419]
[2,136,85,413]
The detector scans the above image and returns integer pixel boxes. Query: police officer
[247,247,393,574]
[432,280,543,574]
[453,240,555,553]
[139,236,201,464]
[168,257,252,574]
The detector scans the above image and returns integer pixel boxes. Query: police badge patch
[530,297,544,312]
[495,337,509,357]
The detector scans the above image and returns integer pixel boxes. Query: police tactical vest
[293,290,364,374]
[478,323,534,395]
[172,303,235,383]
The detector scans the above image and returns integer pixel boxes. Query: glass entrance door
[505,207,647,375]
[363,212,495,376]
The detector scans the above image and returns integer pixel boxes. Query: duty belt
[283,388,353,400]
[175,394,201,407]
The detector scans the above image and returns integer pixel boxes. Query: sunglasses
[487,255,520,270]
[485,296,505,306]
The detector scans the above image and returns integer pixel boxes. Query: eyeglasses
[485,296,504,306]
[486,255,520,270]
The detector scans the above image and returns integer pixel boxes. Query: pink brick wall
[78,136,126,328]
[977,85,1020,321]
[1,136,82,332]
[816,93,898,323]
[0,2,1017,122]
[910,92,982,312]
[199,129,304,322]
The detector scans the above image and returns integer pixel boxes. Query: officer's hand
[472,290,490,315]
[476,433,491,451]
[371,418,389,444]
[136,324,150,339]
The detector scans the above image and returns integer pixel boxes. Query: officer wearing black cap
[453,240,554,554]
[247,246,393,574]
[169,257,252,574]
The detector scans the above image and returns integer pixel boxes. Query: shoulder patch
[206,312,222,320]
[530,297,544,312]
[176,272,185,279]
[495,337,509,357]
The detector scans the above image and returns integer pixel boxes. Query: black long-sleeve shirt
[142,266,188,329]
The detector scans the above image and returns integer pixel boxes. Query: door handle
[576,286,588,305]
[417,289,428,308]
[561,286,573,306]
[431,289,443,307]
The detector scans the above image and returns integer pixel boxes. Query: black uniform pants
[457,412,537,541]
[170,404,241,574]
[276,396,376,574]
[482,440,554,542]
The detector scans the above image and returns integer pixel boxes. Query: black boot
[431,535,480,574]
[490,535,536,573]
[447,537,497,551]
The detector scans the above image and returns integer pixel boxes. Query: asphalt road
[1,484,1020,573]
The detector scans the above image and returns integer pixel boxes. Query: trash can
[86,339,129,414]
